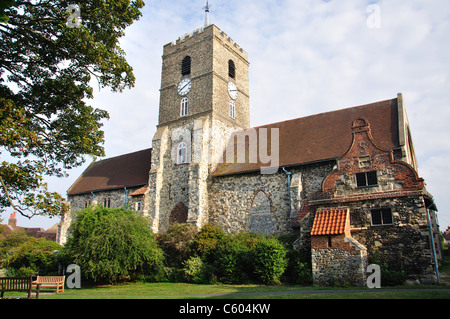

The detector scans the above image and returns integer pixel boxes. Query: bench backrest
[0,277,32,291]
[35,276,65,284]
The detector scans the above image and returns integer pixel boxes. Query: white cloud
[12,0,449,230]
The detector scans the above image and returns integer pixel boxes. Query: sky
[3,0,450,232]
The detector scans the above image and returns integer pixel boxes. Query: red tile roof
[212,98,400,176]
[67,149,152,195]
[310,208,349,236]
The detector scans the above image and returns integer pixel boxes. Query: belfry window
[177,142,188,165]
[229,100,235,119]
[181,56,191,76]
[181,97,189,117]
[228,60,236,79]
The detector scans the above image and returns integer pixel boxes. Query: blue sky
[5,0,450,232]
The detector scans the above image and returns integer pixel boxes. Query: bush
[4,237,61,276]
[192,224,225,260]
[380,263,406,286]
[213,233,260,284]
[277,235,313,285]
[157,223,198,268]
[61,206,164,284]
[252,236,287,285]
[182,256,208,284]
[212,233,288,285]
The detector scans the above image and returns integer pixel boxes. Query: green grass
[2,282,447,299]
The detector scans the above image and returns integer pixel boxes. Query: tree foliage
[0,0,144,218]
[61,206,164,283]
[0,232,61,276]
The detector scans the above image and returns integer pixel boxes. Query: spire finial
[203,1,212,27]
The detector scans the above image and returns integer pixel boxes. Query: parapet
[163,24,247,58]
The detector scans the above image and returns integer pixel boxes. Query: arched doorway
[169,202,188,225]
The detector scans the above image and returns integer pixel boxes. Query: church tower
[148,23,250,233]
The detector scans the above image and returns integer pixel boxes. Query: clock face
[178,78,192,96]
[228,81,238,100]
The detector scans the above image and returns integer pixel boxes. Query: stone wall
[312,239,368,286]
[208,162,335,235]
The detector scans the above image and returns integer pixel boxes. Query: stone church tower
[148,24,250,233]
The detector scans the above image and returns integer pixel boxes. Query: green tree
[61,206,164,283]
[0,0,144,219]
[4,236,61,276]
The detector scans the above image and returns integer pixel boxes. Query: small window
[228,60,236,79]
[181,97,189,116]
[359,156,371,168]
[103,198,111,208]
[356,171,378,187]
[229,100,235,119]
[371,209,393,226]
[135,201,142,211]
[181,56,191,76]
[177,142,188,164]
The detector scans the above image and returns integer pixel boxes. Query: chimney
[8,212,17,228]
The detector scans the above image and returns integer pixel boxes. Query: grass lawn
[8,282,445,299]
[2,253,450,300]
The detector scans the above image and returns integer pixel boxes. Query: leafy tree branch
[0,0,145,218]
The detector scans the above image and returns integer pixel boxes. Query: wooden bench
[33,276,65,294]
[0,276,41,299]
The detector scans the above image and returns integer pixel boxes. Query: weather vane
[203,1,212,27]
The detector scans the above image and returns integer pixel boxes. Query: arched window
[180,97,189,116]
[228,60,236,79]
[229,100,235,119]
[177,142,188,164]
[181,56,191,76]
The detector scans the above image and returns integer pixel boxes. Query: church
[57,21,442,285]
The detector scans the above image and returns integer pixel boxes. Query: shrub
[252,236,287,285]
[61,206,164,284]
[182,256,208,284]
[213,233,259,284]
[380,263,406,286]
[157,223,198,267]
[192,224,225,260]
[5,237,61,275]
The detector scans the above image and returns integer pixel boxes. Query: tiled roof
[212,98,400,176]
[310,208,349,236]
[130,185,148,196]
[67,149,152,195]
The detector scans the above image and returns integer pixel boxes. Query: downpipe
[282,167,292,220]
[426,200,440,284]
